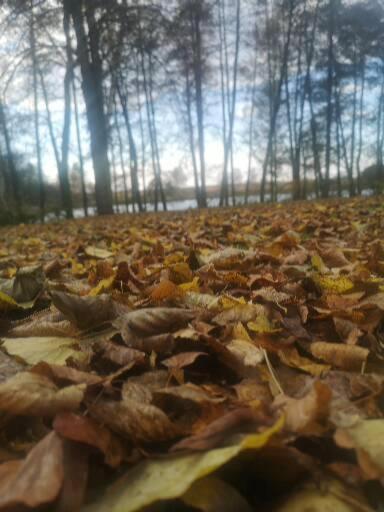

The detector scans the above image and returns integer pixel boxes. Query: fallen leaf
[0,432,64,510]
[0,371,84,416]
[274,381,332,433]
[51,291,117,330]
[181,476,252,512]
[80,416,283,512]
[311,342,369,371]
[54,412,124,467]
[2,336,87,366]
[84,246,113,259]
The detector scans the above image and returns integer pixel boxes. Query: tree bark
[30,0,45,223]
[64,0,113,215]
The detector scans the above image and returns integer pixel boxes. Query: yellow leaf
[274,478,371,512]
[313,274,354,294]
[233,322,252,342]
[311,253,327,273]
[81,416,284,512]
[89,275,115,296]
[181,476,252,512]
[0,291,19,311]
[220,295,247,309]
[84,246,113,259]
[1,337,87,366]
[248,315,280,334]
[179,277,200,293]
[70,259,87,277]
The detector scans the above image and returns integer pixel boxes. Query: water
[44,188,375,221]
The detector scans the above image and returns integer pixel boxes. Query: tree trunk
[324,0,334,198]
[245,52,257,204]
[185,66,201,207]
[191,5,207,207]
[30,0,45,223]
[0,101,22,215]
[113,98,129,213]
[64,0,113,215]
[356,58,365,194]
[116,83,143,213]
[72,74,88,217]
[61,6,74,219]
[260,0,294,202]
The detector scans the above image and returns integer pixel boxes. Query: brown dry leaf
[213,304,265,325]
[31,361,103,386]
[0,431,64,510]
[99,341,146,367]
[55,439,89,512]
[114,307,196,337]
[162,351,208,370]
[320,247,350,267]
[150,279,181,301]
[278,346,330,377]
[54,412,124,468]
[311,342,369,371]
[0,371,84,417]
[226,338,264,370]
[360,293,384,310]
[87,394,181,442]
[51,291,117,329]
[334,317,363,345]
[171,408,260,451]
[274,381,332,433]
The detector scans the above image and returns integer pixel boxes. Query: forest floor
[0,196,383,511]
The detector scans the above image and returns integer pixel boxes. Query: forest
[1,1,384,511]
[0,0,383,222]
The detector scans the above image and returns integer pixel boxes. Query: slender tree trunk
[110,140,119,213]
[139,45,159,211]
[185,66,201,207]
[61,6,74,219]
[30,1,45,223]
[148,54,166,211]
[356,58,365,194]
[324,0,334,198]
[224,0,241,206]
[0,101,22,215]
[245,53,257,204]
[260,0,294,202]
[64,0,113,215]
[72,75,88,217]
[376,63,384,190]
[218,0,229,207]
[116,82,143,212]
[349,47,358,196]
[113,98,129,213]
[335,81,354,196]
[308,78,322,192]
[191,5,207,207]
[336,115,341,197]
[135,56,147,209]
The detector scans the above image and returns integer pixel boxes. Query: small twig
[262,348,284,395]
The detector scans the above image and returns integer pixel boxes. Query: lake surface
[45,188,375,221]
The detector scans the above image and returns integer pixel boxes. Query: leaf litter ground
[0,197,383,511]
